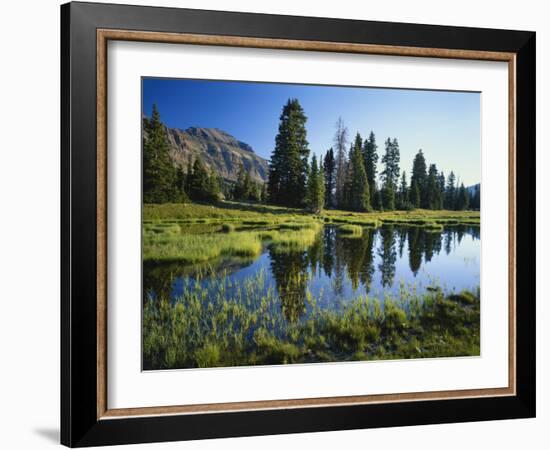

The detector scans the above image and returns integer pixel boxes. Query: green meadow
[143,201,479,263]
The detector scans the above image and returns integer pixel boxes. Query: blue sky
[143,78,480,186]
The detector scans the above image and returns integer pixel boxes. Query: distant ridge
[144,118,269,183]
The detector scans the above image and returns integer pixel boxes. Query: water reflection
[143,225,480,324]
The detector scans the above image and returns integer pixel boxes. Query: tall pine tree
[323,148,336,208]
[445,171,457,210]
[143,104,179,203]
[437,172,446,210]
[333,117,349,209]
[363,131,378,205]
[306,155,325,213]
[267,99,310,207]
[344,133,371,212]
[380,137,400,210]
[456,183,469,210]
[398,171,409,209]
[233,162,254,201]
[425,164,440,210]
[409,149,427,208]
[187,157,210,201]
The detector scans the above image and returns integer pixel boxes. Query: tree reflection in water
[143,225,480,324]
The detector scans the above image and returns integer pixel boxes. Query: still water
[144,225,480,320]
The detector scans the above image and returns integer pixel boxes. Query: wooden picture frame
[61,1,535,447]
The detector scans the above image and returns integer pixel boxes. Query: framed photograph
[61,2,536,447]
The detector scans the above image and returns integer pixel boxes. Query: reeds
[142,269,480,370]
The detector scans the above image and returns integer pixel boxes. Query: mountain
[144,118,269,183]
[466,183,480,194]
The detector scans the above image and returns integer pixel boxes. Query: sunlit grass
[337,224,363,237]
[143,219,324,262]
[144,202,480,228]
[143,231,263,263]
[143,269,480,370]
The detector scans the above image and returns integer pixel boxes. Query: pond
[142,224,480,369]
[144,225,479,314]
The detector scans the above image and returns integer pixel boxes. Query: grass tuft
[338,224,363,237]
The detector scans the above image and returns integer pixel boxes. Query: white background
[108,42,509,409]
[0,0,546,449]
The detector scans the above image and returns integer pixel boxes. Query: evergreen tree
[175,165,189,203]
[342,141,353,210]
[184,154,193,192]
[333,117,349,209]
[445,171,457,210]
[380,137,400,210]
[344,133,371,211]
[243,170,252,200]
[233,162,246,200]
[363,131,378,205]
[263,183,269,203]
[381,138,401,187]
[143,104,179,203]
[374,184,384,211]
[306,155,325,213]
[382,179,395,211]
[318,164,325,211]
[251,181,262,202]
[186,157,220,202]
[456,183,469,210]
[409,149,427,208]
[175,165,185,193]
[267,99,310,207]
[470,184,480,210]
[398,171,409,209]
[187,157,209,201]
[207,171,222,202]
[425,164,439,210]
[323,148,336,208]
[409,182,420,208]
[437,172,446,210]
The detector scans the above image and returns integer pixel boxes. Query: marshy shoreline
[142,201,480,370]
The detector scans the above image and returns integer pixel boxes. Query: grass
[143,231,263,263]
[267,224,322,253]
[144,201,480,227]
[143,201,479,263]
[143,269,480,370]
[330,216,380,227]
[278,221,319,230]
[322,206,479,226]
[143,219,324,262]
[337,224,363,237]
[423,223,444,232]
[143,222,182,235]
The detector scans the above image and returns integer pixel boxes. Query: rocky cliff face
[144,119,269,183]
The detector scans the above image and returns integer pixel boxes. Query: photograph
[141,78,482,371]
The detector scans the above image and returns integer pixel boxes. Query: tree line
[267,98,479,212]
[143,101,480,212]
